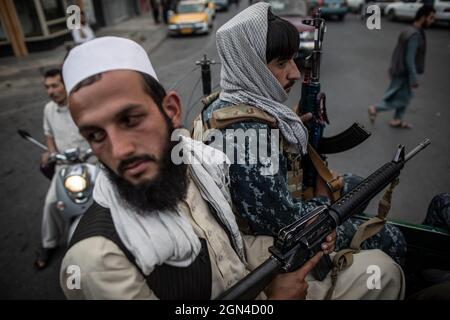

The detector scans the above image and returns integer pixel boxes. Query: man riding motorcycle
[35,68,91,269]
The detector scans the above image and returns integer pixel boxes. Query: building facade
[0,0,145,57]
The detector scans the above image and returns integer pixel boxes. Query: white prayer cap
[62,36,158,94]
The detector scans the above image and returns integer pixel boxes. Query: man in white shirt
[35,69,90,269]
[71,10,95,46]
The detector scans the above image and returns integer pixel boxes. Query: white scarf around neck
[93,137,244,275]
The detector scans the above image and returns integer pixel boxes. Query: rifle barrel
[405,139,431,162]
[217,256,282,300]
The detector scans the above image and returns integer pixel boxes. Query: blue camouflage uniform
[202,98,407,266]
[423,193,450,232]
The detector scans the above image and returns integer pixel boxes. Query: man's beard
[102,132,189,215]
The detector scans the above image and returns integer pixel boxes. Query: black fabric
[147,238,212,300]
[68,202,136,264]
[69,201,212,300]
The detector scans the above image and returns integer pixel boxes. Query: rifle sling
[306,144,341,202]
[206,104,278,130]
[324,178,400,299]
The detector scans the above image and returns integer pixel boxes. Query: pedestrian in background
[162,0,178,24]
[368,6,435,129]
[150,0,161,24]
[71,10,96,46]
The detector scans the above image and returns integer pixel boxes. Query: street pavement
[0,4,448,299]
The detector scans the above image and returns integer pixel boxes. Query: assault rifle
[299,10,371,191]
[217,139,431,300]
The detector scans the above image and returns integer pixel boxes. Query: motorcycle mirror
[17,129,48,151]
[17,129,31,139]
[82,149,95,162]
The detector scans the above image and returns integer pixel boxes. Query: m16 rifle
[299,10,371,194]
[217,139,431,300]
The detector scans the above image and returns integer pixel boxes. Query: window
[41,0,66,21]
[0,18,7,42]
[15,0,43,37]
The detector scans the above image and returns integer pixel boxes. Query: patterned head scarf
[216,2,308,154]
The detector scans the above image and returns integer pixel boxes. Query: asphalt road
[0,5,448,299]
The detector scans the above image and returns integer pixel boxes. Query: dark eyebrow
[115,104,146,120]
[78,104,146,135]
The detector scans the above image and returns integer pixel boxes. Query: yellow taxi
[168,0,214,36]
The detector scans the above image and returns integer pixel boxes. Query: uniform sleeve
[43,103,53,137]
[60,236,158,300]
[405,33,419,86]
[220,122,329,237]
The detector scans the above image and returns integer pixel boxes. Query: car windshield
[177,3,204,13]
[268,0,307,16]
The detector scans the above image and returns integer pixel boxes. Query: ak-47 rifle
[299,10,371,192]
[217,139,431,300]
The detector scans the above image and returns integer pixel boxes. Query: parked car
[266,0,315,58]
[385,0,450,25]
[212,0,230,11]
[347,0,365,12]
[168,0,213,36]
[347,0,393,13]
[310,0,349,21]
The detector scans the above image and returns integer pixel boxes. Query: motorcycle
[18,129,99,243]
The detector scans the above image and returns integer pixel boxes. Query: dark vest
[69,202,212,300]
[389,25,426,77]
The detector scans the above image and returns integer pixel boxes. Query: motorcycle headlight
[64,175,88,193]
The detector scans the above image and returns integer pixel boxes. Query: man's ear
[162,91,182,128]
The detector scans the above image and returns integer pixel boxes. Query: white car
[385,0,450,24]
[348,0,395,14]
[347,0,365,12]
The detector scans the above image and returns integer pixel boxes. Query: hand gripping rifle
[299,11,371,192]
[216,139,431,300]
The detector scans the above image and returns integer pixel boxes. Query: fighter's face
[267,57,301,93]
[69,70,182,186]
[44,75,67,105]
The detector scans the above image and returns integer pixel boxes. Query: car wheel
[338,14,345,21]
[387,10,396,22]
